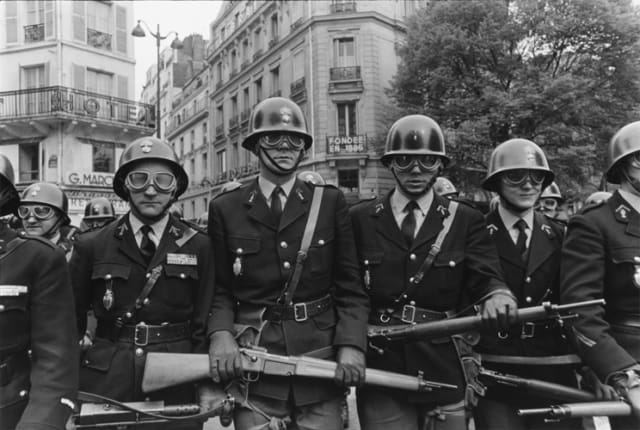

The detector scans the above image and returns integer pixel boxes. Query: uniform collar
[390,187,434,216]
[128,212,169,237]
[498,203,534,230]
[618,189,640,214]
[258,175,296,200]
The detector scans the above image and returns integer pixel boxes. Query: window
[19,143,39,182]
[5,1,17,44]
[242,39,249,63]
[86,69,113,95]
[271,14,279,41]
[293,50,305,80]
[334,37,355,67]
[202,152,208,175]
[270,67,279,96]
[179,137,184,157]
[230,49,237,72]
[92,141,115,173]
[22,65,47,114]
[87,1,110,33]
[202,122,208,145]
[23,65,46,89]
[216,62,223,84]
[254,27,262,51]
[337,102,357,135]
[216,105,224,128]
[72,1,85,42]
[26,1,44,25]
[255,78,263,103]
[115,5,127,54]
[243,88,250,112]
[231,96,238,117]
[232,142,239,168]
[191,201,196,218]
[190,158,196,179]
[217,149,227,173]
[190,129,195,151]
[338,169,359,193]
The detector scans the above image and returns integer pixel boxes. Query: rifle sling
[116,265,163,327]
[481,353,582,365]
[394,201,459,305]
[278,186,324,305]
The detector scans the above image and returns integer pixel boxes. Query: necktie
[271,186,283,224]
[401,201,419,247]
[514,219,528,258]
[140,225,156,263]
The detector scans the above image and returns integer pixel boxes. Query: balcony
[228,115,239,132]
[240,60,251,71]
[215,124,224,138]
[229,68,238,78]
[253,49,263,61]
[0,86,155,131]
[268,37,279,49]
[87,28,112,51]
[166,98,208,137]
[290,77,306,101]
[329,66,363,93]
[330,2,357,13]
[240,109,251,125]
[291,18,304,31]
[215,80,223,90]
[24,23,44,43]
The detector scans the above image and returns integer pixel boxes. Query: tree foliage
[388,0,640,198]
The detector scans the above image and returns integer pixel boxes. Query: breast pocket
[0,290,29,350]
[227,236,261,284]
[91,263,131,311]
[431,250,465,300]
[611,247,640,289]
[360,248,384,291]
[308,228,335,275]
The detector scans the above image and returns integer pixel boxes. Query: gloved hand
[334,346,365,387]
[209,330,242,384]
[611,368,640,420]
[480,292,518,332]
[581,367,620,400]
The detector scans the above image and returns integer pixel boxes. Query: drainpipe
[307,1,315,163]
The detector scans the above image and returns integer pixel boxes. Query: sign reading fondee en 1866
[68,172,114,187]
[326,135,367,154]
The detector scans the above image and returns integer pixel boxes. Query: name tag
[167,253,197,265]
[0,285,28,296]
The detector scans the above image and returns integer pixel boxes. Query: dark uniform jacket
[208,178,369,405]
[561,190,640,382]
[0,225,78,430]
[69,214,214,402]
[349,191,507,405]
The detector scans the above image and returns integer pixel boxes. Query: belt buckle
[521,322,535,339]
[134,323,149,346]
[294,303,308,322]
[401,304,416,324]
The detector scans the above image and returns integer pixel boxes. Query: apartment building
[0,0,153,224]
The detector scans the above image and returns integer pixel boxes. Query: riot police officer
[69,137,214,429]
[81,197,117,233]
[538,181,566,222]
[584,190,612,206]
[0,154,78,430]
[18,182,76,259]
[349,115,517,430]
[561,120,640,428]
[475,139,580,430]
[434,176,459,200]
[207,97,369,429]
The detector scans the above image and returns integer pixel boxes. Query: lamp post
[131,20,183,139]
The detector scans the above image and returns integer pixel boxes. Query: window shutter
[117,75,128,99]
[5,1,18,44]
[43,62,50,86]
[115,5,127,54]
[45,1,55,39]
[73,64,85,90]
[73,1,85,42]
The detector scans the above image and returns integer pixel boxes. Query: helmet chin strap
[622,167,640,195]
[392,167,440,197]
[258,147,303,176]
[41,214,64,240]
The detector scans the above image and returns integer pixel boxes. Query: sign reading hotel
[326,135,367,154]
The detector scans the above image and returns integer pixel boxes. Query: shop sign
[68,172,114,187]
[326,135,367,154]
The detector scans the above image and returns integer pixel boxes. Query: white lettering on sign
[68,172,114,187]
[66,190,128,214]
[326,135,367,154]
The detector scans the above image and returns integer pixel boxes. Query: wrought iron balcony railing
[87,28,112,50]
[290,77,306,97]
[330,66,361,81]
[330,2,357,13]
[24,23,44,43]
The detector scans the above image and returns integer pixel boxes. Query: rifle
[142,347,457,393]
[479,368,596,402]
[518,401,632,420]
[368,299,605,342]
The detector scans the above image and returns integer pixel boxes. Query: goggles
[628,151,640,168]
[125,170,176,192]
[501,169,546,186]
[390,155,441,172]
[17,204,56,220]
[540,198,559,211]
[259,133,305,150]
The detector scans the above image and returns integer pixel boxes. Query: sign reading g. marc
[68,172,114,187]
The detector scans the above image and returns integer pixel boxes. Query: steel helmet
[585,191,612,205]
[197,211,208,228]
[606,121,640,184]
[168,204,183,219]
[482,138,554,192]
[434,177,458,197]
[297,170,326,185]
[0,154,19,217]
[540,182,563,202]
[21,182,70,225]
[241,97,313,151]
[381,115,450,167]
[84,197,116,220]
[114,136,188,200]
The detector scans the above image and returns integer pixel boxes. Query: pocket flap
[228,236,261,254]
[164,264,199,280]
[82,339,118,372]
[361,249,384,265]
[0,294,28,312]
[310,228,335,248]
[433,250,464,267]
[91,263,131,280]
[611,247,640,264]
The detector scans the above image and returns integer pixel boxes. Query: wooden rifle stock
[518,401,632,419]
[368,299,605,342]
[142,347,457,393]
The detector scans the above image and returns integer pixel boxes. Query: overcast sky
[131,0,223,97]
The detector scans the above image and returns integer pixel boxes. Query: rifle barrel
[518,402,631,418]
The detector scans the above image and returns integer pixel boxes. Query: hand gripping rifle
[367,299,605,342]
[518,401,632,420]
[142,346,457,393]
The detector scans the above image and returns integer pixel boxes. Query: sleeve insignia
[375,202,384,214]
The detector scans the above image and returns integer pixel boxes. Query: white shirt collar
[258,176,296,201]
[390,187,434,216]
[498,203,534,230]
[619,189,640,213]
[128,212,169,245]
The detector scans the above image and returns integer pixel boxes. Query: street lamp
[131,20,183,138]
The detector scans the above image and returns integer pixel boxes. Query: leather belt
[97,321,190,346]
[263,295,332,322]
[375,304,450,324]
[498,321,557,340]
[0,350,29,387]
[608,315,640,329]
[481,353,582,365]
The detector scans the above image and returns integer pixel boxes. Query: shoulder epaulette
[19,232,57,250]
[181,219,207,235]
[451,198,478,210]
[349,195,377,208]
[579,200,605,214]
[213,183,244,200]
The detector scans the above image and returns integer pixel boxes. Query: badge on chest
[0,285,28,296]
[166,253,198,265]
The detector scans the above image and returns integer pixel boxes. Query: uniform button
[525,276,531,283]
[525,296,532,303]
[125,312,133,318]
[180,273,186,279]
[19,390,28,397]
[449,261,456,268]
[0,304,4,312]
[105,274,112,280]
[83,359,90,365]
[143,298,150,305]
[409,300,416,306]
[236,248,243,255]
[146,273,151,279]
[283,261,291,270]
[280,241,288,249]
[318,239,325,245]
[634,256,640,263]
[135,348,144,356]
[409,253,417,261]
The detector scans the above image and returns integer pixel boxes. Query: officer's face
[539,198,559,217]
[125,160,176,223]
[258,133,304,173]
[622,151,640,195]
[499,170,544,210]
[19,204,62,238]
[392,155,442,197]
